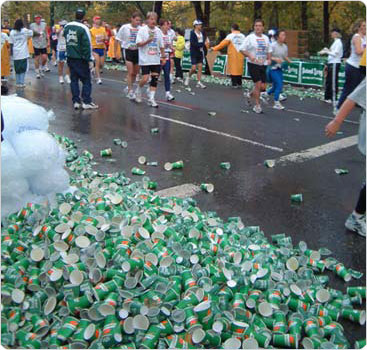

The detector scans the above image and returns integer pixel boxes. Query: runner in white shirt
[160,19,175,101]
[318,28,343,105]
[240,19,272,114]
[135,12,165,108]
[55,20,71,84]
[116,12,141,99]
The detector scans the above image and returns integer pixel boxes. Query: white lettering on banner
[302,67,323,77]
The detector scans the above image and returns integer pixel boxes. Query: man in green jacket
[64,9,98,110]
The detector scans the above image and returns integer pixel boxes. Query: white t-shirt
[347,34,366,68]
[136,26,164,66]
[56,29,66,51]
[161,31,173,59]
[225,32,246,52]
[9,28,33,60]
[240,33,272,65]
[327,38,343,64]
[116,23,140,50]
[168,28,176,42]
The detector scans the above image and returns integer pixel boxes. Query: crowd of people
[0,11,366,112]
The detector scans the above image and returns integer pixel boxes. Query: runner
[135,12,165,108]
[30,15,49,78]
[185,20,208,89]
[56,20,71,84]
[64,9,98,110]
[160,19,175,101]
[264,29,291,110]
[1,30,11,89]
[240,19,272,114]
[116,12,141,99]
[50,24,58,66]
[103,22,112,63]
[167,20,176,83]
[337,19,366,109]
[211,23,246,88]
[318,28,343,106]
[173,28,185,82]
[90,16,107,84]
[9,19,33,88]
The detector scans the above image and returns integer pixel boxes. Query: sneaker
[196,81,206,89]
[345,212,366,237]
[166,92,175,101]
[40,69,45,77]
[44,66,50,72]
[279,94,287,101]
[73,102,81,110]
[244,91,252,106]
[64,75,71,84]
[176,77,183,83]
[82,102,99,110]
[53,61,57,66]
[135,91,142,103]
[148,98,158,108]
[96,78,102,85]
[260,92,269,104]
[323,99,332,104]
[252,105,263,114]
[127,91,136,100]
[59,76,65,84]
[273,101,285,110]
[36,70,41,79]
[184,77,190,86]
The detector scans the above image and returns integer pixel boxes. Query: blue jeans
[267,68,283,101]
[67,58,92,104]
[162,59,171,92]
[15,73,25,85]
[337,63,364,109]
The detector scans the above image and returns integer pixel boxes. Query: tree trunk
[301,2,308,30]
[268,2,279,28]
[192,1,204,21]
[253,1,262,21]
[323,2,329,45]
[153,1,163,20]
[204,1,210,27]
[50,1,55,27]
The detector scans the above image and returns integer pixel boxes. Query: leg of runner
[93,52,102,84]
[174,57,183,80]
[135,73,149,103]
[58,60,65,84]
[272,69,285,110]
[196,63,206,88]
[147,71,159,107]
[163,59,175,101]
[126,61,134,95]
[42,53,49,72]
[170,57,175,83]
[185,64,196,86]
[65,66,71,84]
[253,81,262,111]
[345,184,366,237]
[34,53,41,78]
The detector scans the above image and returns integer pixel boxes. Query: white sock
[353,211,364,218]
[150,90,155,99]
[166,91,170,95]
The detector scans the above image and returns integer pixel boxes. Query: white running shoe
[36,70,41,79]
[345,212,366,237]
[64,75,71,84]
[82,102,99,110]
[96,78,102,85]
[44,66,50,72]
[253,105,263,114]
[53,61,57,66]
[73,102,81,110]
[279,94,287,101]
[166,92,175,101]
[59,76,65,84]
[184,77,190,86]
[323,99,332,104]
[127,91,136,100]
[273,101,285,110]
[40,69,45,77]
[196,81,206,89]
[148,98,158,108]
[135,91,142,103]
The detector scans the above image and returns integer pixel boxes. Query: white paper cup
[30,247,45,262]
[258,302,273,317]
[242,338,259,349]
[11,289,25,303]
[70,270,84,286]
[286,257,299,271]
[316,289,330,303]
[76,236,91,248]
[192,328,205,343]
[44,296,57,315]
[223,338,241,349]
[133,314,149,330]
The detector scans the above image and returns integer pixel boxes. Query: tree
[192,2,204,22]
[253,1,262,21]
[154,1,163,20]
[191,1,211,27]
[301,2,308,30]
[204,1,210,27]
[268,2,279,28]
[323,1,329,45]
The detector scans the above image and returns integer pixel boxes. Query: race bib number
[96,34,105,45]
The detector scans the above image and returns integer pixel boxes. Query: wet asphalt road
[7,61,366,345]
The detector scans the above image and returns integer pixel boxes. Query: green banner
[212,55,227,75]
[283,62,301,84]
[300,62,324,87]
[182,51,191,70]
[338,64,345,88]
[243,59,250,78]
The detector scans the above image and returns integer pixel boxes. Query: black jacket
[190,29,207,54]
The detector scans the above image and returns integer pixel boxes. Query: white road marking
[155,183,201,198]
[149,114,284,152]
[274,135,358,165]
[285,108,359,125]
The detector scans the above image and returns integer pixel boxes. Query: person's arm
[353,35,364,55]
[325,99,356,137]
[136,29,153,47]
[266,40,272,64]
[240,37,255,61]
[212,39,229,52]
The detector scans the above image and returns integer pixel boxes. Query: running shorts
[125,49,139,64]
[141,65,161,75]
[248,62,267,83]
[93,48,105,57]
[190,51,204,65]
[57,51,67,62]
[34,47,47,56]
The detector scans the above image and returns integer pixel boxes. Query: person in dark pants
[173,28,185,82]
[63,9,98,110]
[319,29,343,105]
[337,19,366,110]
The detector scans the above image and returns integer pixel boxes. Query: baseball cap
[268,29,276,36]
[193,19,203,26]
[93,16,101,21]
[34,14,42,19]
